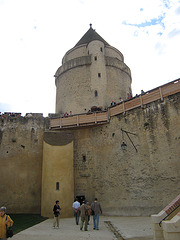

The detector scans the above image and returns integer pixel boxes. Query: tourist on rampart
[119,97,123,103]
[0,206,13,240]
[127,92,132,99]
[72,199,80,225]
[91,198,102,230]
[111,100,116,106]
[87,110,92,114]
[53,200,61,229]
[79,201,89,231]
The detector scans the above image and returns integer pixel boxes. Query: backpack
[6,216,13,238]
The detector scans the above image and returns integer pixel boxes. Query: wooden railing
[50,111,110,129]
[50,78,180,130]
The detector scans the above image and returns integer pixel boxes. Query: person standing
[72,199,80,225]
[0,206,13,240]
[91,198,102,230]
[79,201,88,231]
[53,200,61,228]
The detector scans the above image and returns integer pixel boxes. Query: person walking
[53,200,61,228]
[91,198,102,230]
[0,206,13,240]
[72,198,80,225]
[79,201,88,231]
[86,202,91,225]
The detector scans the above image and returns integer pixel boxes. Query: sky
[0,0,180,116]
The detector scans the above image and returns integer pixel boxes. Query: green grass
[9,214,48,234]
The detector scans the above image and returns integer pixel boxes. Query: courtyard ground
[12,216,153,240]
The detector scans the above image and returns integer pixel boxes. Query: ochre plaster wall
[41,133,74,218]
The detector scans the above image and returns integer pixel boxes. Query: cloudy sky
[0,0,180,116]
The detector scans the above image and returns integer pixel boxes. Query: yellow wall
[41,139,74,218]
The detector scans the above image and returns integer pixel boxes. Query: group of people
[0,112,21,118]
[72,198,102,231]
[1,200,102,238]
[0,206,14,240]
[111,97,123,106]
[63,111,73,117]
[53,198,102,232]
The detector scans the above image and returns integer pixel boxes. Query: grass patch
[8,214,48,234]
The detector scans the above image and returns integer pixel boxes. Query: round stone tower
[55,25,132,115]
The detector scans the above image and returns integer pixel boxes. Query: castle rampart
[0,92,179,216]
[0,114,48,213]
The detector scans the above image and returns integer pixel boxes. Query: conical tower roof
[74,24,110,47]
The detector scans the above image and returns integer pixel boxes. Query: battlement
[0,112,44,118]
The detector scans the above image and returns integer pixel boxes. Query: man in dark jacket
[91,198,102,230]
[53,200,61,228]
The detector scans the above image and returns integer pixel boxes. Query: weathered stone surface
[71,93,180,216]
[0,115,47,213]
[55,38,132,115]
[0,94,179,216]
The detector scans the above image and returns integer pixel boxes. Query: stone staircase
[151,194,180,240]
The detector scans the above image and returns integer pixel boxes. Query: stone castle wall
[0,93,179,216]
[0,115,48,213]
[71,93,180,216]
[55,63,92,115]
[62,45,88,63]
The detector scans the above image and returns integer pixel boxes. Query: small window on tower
[56,182,59,190]
[95,90,98,97]
[100,47,103,52]
[94,56,97,61]
[82,155,86,162]
[98,73,101,78]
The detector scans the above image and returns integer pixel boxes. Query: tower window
[95,90,98,97]
[94,56,97,61]
[82,155,86,162]
[98,73,101,78]
[56,182,59,190]
[100,47,103,52]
